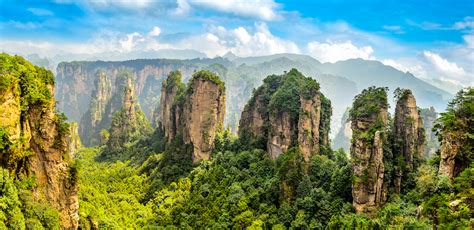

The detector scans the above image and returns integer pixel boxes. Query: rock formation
[66,122,82,158]
[181,71,226,162]
[156,70,226,163]
[79,70,112,146]
[80,70,139,146]
[436,88,473,179]
[106,78,151,153]
[350,86,389,213]
[155,71,185,143]
[393,89,425,193]
[0,54,78,228]
[420,107,439,157]
[239,69,331,162]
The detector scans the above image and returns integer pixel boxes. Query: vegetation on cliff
[0,53,78,229]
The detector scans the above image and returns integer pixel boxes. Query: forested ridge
[0,54,472,229]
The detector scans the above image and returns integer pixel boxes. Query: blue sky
[0,0,473,86]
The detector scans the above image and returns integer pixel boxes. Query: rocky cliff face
[156,70,226,163]
[0,54,78,228]
[350,87,389,213]
[155,71,185,143]
[436,88,473,179]
[66,122,82,158]
[78,70,112,146]
[393,90,425,193]
[56,60,201,123]
[239,69,331,162]
[182,72,226,162]
[420,107,439,157]
[106,78,151,153]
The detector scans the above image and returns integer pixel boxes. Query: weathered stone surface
[267,112,293,159]
[439,133,460,178]
[79,70,112,146]
[156,72,183,143]
[350,87,388,214]
[238,69,331,162]
[0,55,78,228]
[66,122,81,158]
[182,75,226,163]
[106,78,151,152]
[238,93,267,143]
[297,94,321,162]
[156,71,226,163]
[393,90,425,193]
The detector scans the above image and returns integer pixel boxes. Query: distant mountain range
[51,51,453,148]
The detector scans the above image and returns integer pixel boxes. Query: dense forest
[0,54,473,229]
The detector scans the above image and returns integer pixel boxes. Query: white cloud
[423,51,466,79]
[148,26,161,37]
[27,8,53,16]
[453,16,474,31]
[179,23,299,57]
[1,21,40,29]
[381,58,428,79]
[173,0,191,15]
[84,0,150,9]
[306,40,374,63]
[382,25,404,34]
[463,34,474,49]
[177,0,280,20]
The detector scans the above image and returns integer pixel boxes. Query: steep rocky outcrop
[420,107,439,157]
[350,86,389,213]
[436,88,473,179]
[79,70,112,146]
[239,69,331,162]
[155,71,185,143]
[66,122,81,158]
[79,70,140,146]
[106,78,151,153]
[0,54,78,228]
[332,108,352,152]
[393,89,425,193]
[156,70,226,163]
[181,72,226,162]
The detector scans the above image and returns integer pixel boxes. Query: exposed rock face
[56,61,201,123]
[66,122,82,158]
[268,111,294,159]
[350,87,389,213]
[420,107,439,157]
[182,73,226,162]
[156,71,184,143]
[239,69,331,162]
[79,71,137,146]
[106,78,151,152]
[0,54,78,228]
[79,70,112,146]
[239,93,267,145]
[393,90,425,193]
[436,88,473,179]
[438,133,460,178]
[156,70,226,163]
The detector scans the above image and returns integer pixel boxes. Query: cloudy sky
[1,0,473,86]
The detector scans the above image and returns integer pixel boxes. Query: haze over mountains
[47,50,453,149]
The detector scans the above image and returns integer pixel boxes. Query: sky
[0,0,473,86]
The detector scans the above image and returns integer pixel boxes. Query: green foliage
[433,87,474,175]
[189,70,225,92]
[163,70,185,93]
[0,53,54,111]
[350,86,388,120]
[76,148,153,229]
[268,68,320,121]
[0,168,25,229]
